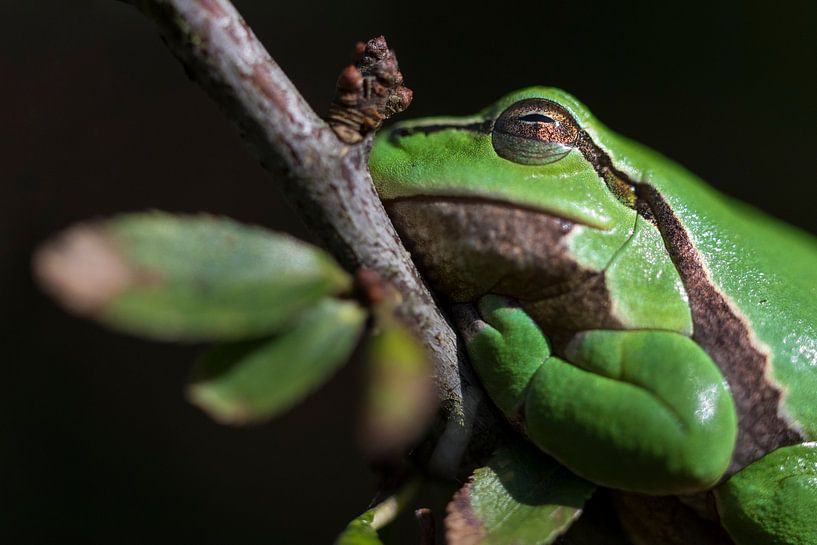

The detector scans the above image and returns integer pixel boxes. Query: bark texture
[122,0,497,475]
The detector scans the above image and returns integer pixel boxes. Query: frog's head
[369,88,639,302]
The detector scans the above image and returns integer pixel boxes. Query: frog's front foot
[465,294,738,495]
[714,442,817,545]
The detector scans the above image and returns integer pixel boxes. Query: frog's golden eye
[492,99,580,165]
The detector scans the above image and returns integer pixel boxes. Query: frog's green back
[601,130,817,438]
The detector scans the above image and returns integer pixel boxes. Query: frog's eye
[492,99,580,165]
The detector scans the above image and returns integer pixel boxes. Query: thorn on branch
[355,267,401,308]
[415,508,436,545]
[327,36,413,144]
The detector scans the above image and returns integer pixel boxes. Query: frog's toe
[715,442,817,545]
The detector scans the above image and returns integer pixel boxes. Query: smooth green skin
[714,442,817,545]
[370,88,817,544]
[470,295,737,495]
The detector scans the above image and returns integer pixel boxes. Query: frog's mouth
[383,195,587,304]
[373,116,638,231]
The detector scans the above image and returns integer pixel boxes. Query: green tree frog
[369,88,817,545]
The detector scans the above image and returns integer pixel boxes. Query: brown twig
[326,36,413,144]
[415,508,437,545]
[120,0,498,475]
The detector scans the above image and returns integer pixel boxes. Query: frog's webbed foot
[714,442,817,545]
[464,294,738,495]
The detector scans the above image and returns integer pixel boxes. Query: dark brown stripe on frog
[574,131,639,205]
[636,183,803,474]
[563,125,803,470]
[388,120,493,143]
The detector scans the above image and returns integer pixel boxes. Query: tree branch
[121,0,498,474]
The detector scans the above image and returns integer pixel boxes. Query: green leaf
[446,444,596,545]
[360,311,436,459]
[334,509,383,545]
[34,212,352,341]
[334,479,421,545]
[187,298,366,424]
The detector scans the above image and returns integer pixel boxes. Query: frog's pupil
[519,113,556,124]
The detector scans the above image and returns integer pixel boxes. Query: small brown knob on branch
[415,508,436,545]
[326,35,413,144]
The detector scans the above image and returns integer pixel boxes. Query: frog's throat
[385,197,626,346]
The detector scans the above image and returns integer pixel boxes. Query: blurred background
[3,1,817,543]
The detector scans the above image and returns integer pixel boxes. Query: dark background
[3,1,817,543]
